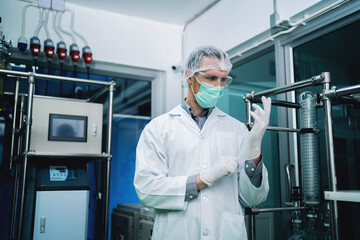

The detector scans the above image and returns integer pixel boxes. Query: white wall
[183,0,320,57]
[0,0,322,113]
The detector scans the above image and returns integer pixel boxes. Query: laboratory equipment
[299,91,320,205]
[0,68,115,240]
[29,95,103,155]
[243,72,360,240]
[33,162,89,240]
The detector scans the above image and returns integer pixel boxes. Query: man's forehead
[199,56,220,67]
[202,68,229,76]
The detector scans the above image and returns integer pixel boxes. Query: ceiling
[65,0,219,25]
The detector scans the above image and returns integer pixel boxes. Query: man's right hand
[199,156,238,187]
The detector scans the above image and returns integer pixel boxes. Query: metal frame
[1,68,115,240]
[8,51,166,119]
[246,206,308,240]
[244,72,360,240]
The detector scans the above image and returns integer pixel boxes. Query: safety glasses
[196,71,233,88]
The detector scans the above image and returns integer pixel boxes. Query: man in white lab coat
[134,45,271,239]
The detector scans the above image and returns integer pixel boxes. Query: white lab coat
[134,105,269,240]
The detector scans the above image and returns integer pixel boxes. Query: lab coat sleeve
[133,120,188,210]
[238,160,270,207]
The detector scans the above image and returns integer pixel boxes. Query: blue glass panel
[108,116,150,235]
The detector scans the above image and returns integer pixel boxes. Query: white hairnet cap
[183,45,232,81]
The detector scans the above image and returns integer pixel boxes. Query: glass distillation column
[299,91,321,239]
[288,91,321,240]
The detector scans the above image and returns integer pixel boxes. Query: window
[293,19,360,240]
[219,50,281,208]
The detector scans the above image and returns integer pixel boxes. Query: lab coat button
[202,230,209,236]
[202,196,208,201]
[201,163,208,169]
[189,195,194,199]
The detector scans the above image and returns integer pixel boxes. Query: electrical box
[30,96,103,155]
[52,0,65,11]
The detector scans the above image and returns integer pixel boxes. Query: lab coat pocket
[216,132,237,157]
[219,212,247,240]
[151,211,168,239]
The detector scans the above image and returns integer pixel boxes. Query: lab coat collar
[169,105,227,133]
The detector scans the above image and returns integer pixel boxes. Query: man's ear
[185,69,191,78]
[187,76,192,85]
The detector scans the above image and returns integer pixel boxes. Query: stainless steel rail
[267,126,301,133]
[246,206,308,240]
[321,72,339,240]
[17,73,35,240]
[9,77,20,170]
[247,206,308,214]
[324,83,360,99]
[244,73,324,100]
[250,99,301,109]
[104,81,115,240]
[25,151,112,158]
[0,68,112,86]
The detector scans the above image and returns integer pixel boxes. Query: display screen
[48,114,87,142]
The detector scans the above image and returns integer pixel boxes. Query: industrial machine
[1,67,115,240]
[33,163,89,240]
[26,96,103,240]
[111,203,154,240]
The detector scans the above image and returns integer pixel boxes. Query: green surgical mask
[191,76,224,108]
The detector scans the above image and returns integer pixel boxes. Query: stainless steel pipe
[0,68,112,86]
[244,74,324,100]
[324,83,360,99]
[9,77,20,170]
[9,82,22,240]
[104,81,115,240]
[17,73,35,240]
[248,206,308,214]
[87,86,109,102]
[266,126,301,133]
[251,99,301,109]
[322,72,339,240]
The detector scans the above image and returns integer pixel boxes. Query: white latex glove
[238,96,271,162]
[200,156,238,187]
